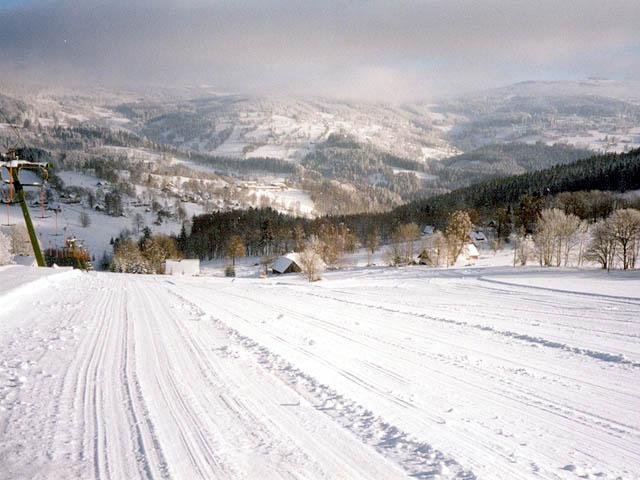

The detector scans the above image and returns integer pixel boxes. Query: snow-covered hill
[1,264,638,479]
[113,95,459,162]
[4,80,640,166]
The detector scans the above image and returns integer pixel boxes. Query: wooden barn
[271,253,302,274]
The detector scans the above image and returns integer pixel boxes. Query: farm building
[165,259,200,276]
[271,253,302,274]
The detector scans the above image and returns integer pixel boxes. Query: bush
[224,265,236,277]
[111,239,150,274]
[45,238,92,270]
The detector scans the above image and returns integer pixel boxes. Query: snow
[0,265,639,479]
[421,145,461,161]
[56,170,102,191]
[165,259,200,276]
[11,255,37,267]
[245,186,316,217]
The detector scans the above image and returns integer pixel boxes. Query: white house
[165,259,200,276]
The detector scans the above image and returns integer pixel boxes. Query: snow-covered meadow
[0,264,638,479]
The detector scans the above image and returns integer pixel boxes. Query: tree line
[177,149,640,264]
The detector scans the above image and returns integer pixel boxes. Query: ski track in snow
[0,266,639,479]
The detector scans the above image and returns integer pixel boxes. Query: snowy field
[0,265,639,479]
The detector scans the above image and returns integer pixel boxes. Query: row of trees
[510,208,640,270]
[585,209,640,270]
[385,211,474,267]
[110,230,180,274]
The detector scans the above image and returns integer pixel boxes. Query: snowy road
[0,266,639,479]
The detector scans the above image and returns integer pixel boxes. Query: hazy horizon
[0,0,639,102]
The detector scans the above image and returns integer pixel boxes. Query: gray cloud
[0,0,638,100]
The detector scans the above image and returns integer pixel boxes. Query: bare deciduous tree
[533,209,581,267]
[585,219,617,270]
[445,210,472,266]
[299,236,325,282]
[513,228,534,266]
[392,223,421,265]
[319,223,354,268]
[418,230,448,267]
[364,228,379,266]
[609,208,640,270]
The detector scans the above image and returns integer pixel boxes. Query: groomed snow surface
[0,265,639,479]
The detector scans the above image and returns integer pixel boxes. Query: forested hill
[392,147,640,225]
[436,142,592,187]
[182,148,640,259]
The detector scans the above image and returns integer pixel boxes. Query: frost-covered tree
[364,227,379,266]
[512,229,535,266]
[318,223,355,268]
[533,209,581,267]
[418,230,448,267]
[0,231,12,265]
[392,223,421,265]
[558,213,582,267]
[111,240,150,274]
[299,236,325,282]
[445,210,472,266]
[9,225,33,256]
[585,219,617,270]
[140,237,168,274]
[609,208,640,270]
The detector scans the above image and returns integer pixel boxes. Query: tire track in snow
[138,279,406,479]
[167,286,477,480]
[131,283,238,479]
[121,286,171,479]
[51,276,169,479]
[256,285,640,440]
[177,284,545,478]
[478,276,640,305]
[186,282,640,479]
[0,273,95,479]
[291,287,640,368]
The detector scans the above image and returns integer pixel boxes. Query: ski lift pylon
[0,149,50,267]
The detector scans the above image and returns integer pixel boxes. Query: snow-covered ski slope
[0,265,639,479]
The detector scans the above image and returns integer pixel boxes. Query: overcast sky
[0,0,639,101]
